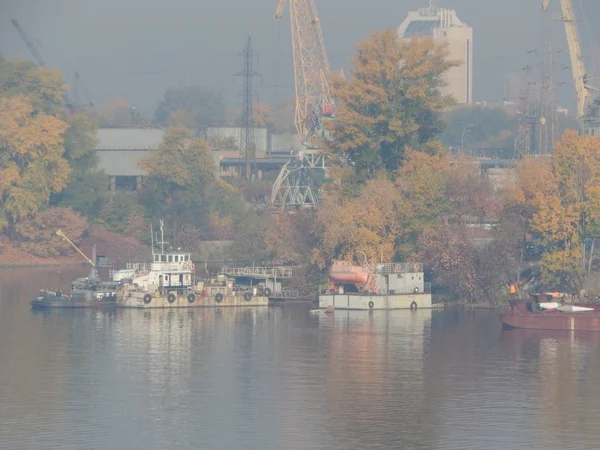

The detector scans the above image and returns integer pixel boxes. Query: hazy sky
[1,0,599,115]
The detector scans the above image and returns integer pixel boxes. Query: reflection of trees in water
[504,330,600,448]
[322,310,435,449]
[0,268,85,446]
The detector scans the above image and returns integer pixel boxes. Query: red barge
[500,298,600,332]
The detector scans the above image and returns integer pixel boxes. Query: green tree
[329,31,457,177]
[52,113,110,219]
[440,104,517,156]
[155,86,226,128]
[139,125,218,240]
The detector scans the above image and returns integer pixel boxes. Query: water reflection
[319,310,433,449]
[5,269,600,449]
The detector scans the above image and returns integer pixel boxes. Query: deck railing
[221,266,294,279]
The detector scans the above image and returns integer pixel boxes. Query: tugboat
[31,230,120,309]
[114,221,267,308]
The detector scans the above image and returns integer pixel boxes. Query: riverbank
[0,225,150,268]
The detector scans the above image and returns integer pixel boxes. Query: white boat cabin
[145,251,195,290]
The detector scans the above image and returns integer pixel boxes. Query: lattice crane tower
[274,0,334,144]
[554,0,600,135]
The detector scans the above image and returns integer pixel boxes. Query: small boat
[31,235,119,309]
[31,278,120,309]
[499,299,600,331]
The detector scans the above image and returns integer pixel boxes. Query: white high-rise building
[397,2,473,104]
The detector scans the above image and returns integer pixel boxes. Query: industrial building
[94,127,299,190]
[397,1,473,104]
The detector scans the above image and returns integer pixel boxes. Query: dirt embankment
[0,225,151,268]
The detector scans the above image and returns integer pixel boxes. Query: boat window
[185,255,189,261]
[154,255,159,262]
[168,255,173,262]
[174,255,178,262]
[161,255,167,262]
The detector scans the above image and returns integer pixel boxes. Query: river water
[1,268,600,449]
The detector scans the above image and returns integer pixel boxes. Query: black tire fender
[244,291,253,302]
[410,301,418,311]
[215,293,224,303]
[143,294,152,304]
[187,292,196,303]
[167,293,176,304]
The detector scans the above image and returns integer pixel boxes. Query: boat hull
[499,312,600,331]
[118,289,269,308]
[318,293,432,310]
[30,297,116,309]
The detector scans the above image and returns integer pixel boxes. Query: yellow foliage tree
[523,130,600,291]
[329,30,458,176]
[311,175,405,268]
[0,96,70,229]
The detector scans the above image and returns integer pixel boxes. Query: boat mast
[160,219,165,254]
[150,223,155,256]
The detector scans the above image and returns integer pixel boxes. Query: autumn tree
[0,59,66,113]
[0,96,70,230]
[529,130,600,291]
[311,175,406,268]
[155,86,226,128]
[15,207,87,257]
[329,30,457,177]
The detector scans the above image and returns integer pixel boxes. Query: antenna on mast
[429,0,438,10]
[150,223,155,255]
[158,219,167,254]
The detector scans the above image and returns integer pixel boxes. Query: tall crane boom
[559,0,588,120]
[10,19,46,66]
[274,0,334,143]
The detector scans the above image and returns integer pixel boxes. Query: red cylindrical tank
[328,260,370,284]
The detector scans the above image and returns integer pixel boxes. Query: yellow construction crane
[274,0,334,144]
[545,0,599,134]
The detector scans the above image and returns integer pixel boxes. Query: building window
[114,175,138,190]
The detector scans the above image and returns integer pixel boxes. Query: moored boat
[499,299,600,332]
[31,278,121,309]
[113,221,267,308]
[31,233,120,309]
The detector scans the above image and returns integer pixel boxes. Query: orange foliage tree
[329,30,458,176]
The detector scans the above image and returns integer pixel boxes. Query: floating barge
[499,299,600,331]
[318,261,432,310]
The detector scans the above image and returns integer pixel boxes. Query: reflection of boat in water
[31,231,119,309]
[499,299,600,331]
[500,327,600,345]
[114,221,268,308]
